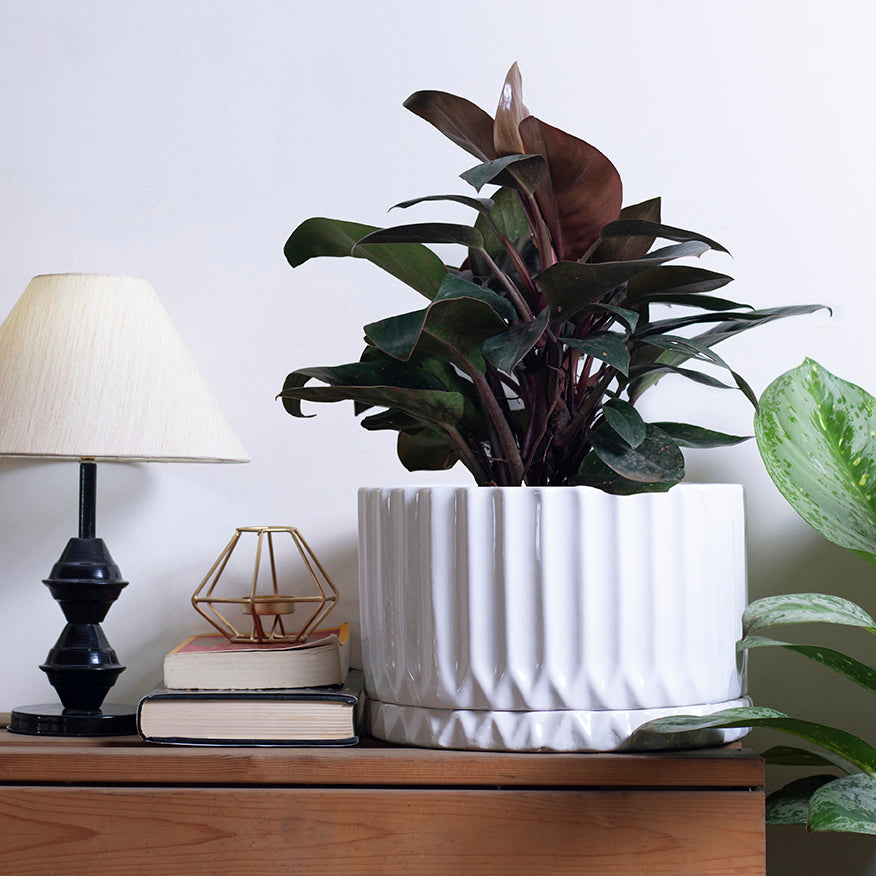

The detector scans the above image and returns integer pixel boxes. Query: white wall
[1,2,874,871]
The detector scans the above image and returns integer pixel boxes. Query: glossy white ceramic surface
[369,697,751,752]
[358,484,748,750]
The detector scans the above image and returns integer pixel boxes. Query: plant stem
[445,426,490,485]
[463,360,524,484]
[478,248,533,322]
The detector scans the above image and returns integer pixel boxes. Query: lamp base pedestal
[7,703,137,737]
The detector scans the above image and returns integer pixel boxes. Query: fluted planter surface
[358,484,749,751]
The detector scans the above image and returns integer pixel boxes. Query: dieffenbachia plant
[636,360,876,835]
[279,64,822,490]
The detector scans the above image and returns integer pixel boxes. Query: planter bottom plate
[367,697,752,752]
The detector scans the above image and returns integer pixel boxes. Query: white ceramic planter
[358,484,750,751]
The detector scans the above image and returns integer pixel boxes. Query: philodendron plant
[279,65,821,491]
[636,359,876,835]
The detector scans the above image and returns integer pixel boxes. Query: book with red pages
[162,623,350,690]
[137,669,365,746]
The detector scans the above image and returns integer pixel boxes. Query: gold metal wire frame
[191,526,339,643]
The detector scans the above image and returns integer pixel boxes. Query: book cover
[137,669,365,746]
[163,622,350,691]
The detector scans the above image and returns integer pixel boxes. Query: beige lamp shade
[0,274,249,462]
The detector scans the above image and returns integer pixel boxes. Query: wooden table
[0,717,764,875]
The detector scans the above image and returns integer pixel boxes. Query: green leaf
[808,773,876,834]
[536,241,710,320]
[742,635,876,694]
[742,593,876,637]
[762,746,850,770]
[562,333,630,376]
[483,307,550,373]
[392,194,494,218]
[574,303,640,333]
[755,358,876,566]
[636,333,758,408]
[601,399,646,448]
[279,361,446,417]
[284,217,447,300]
[360,409,421,432]
[627,363,737,393]
[591,197,661,263]
[460,154,546,195]
[356,222,484,250]
[640,293,748,312]
[365,274,513,365]
[652,422,750,448]
[280,382,464,431]
[469,186,532,279]
[599,218,730,254]
[633,707,876,775]
[626,265,735,299]
[403,89,497,162]
[626,306,826,402]
[572,452,677,494]
[590,422,684,483]
[766,776,838,825]
[694,305,828,347]
[397,426,461,472]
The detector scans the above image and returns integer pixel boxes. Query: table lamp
[0,274,249,736]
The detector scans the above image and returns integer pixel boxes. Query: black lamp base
[7,703,137,737]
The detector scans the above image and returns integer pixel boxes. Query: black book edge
[137,669,365,747]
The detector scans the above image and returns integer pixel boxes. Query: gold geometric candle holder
[191,526,338,644]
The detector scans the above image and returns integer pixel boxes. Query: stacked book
[136,623,364,746]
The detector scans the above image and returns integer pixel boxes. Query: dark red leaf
[519,116,623,261]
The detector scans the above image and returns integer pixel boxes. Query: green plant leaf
[625,265,735,299]
[599,218,729,254]
[562,333,630,375]
[601,399,646,448]
[766,776,839,825]
[366,302,505,371]
[627,363,737,392]
[392,194,495,218]
[694,305,828,347]
[365,274,513,364]
[762,745,850,770]
[652,422,750,448]
[808,774,876,834]
[633,707,876,775]
[279,361,447,417]
[755,358,876,566]
[284,217,447,301]
[403,89,497,161]
[626,306,826,402]
[279,380,465,432]
[359,409,421,432]
[356,222,484,250]
[572,452,677,494]
[574,303,640,333]
[461,154,546,195]
[591,197,661,263]
[397,426,461,472]
[742,635,876,694]
[640,293,750,312]
[536,241,709,320]
[636,333,758,407]
[742,593,876,637]
[468,185,532,279]
[519,114,623,261]
[590,421,684,483]
[483,307,550,373]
